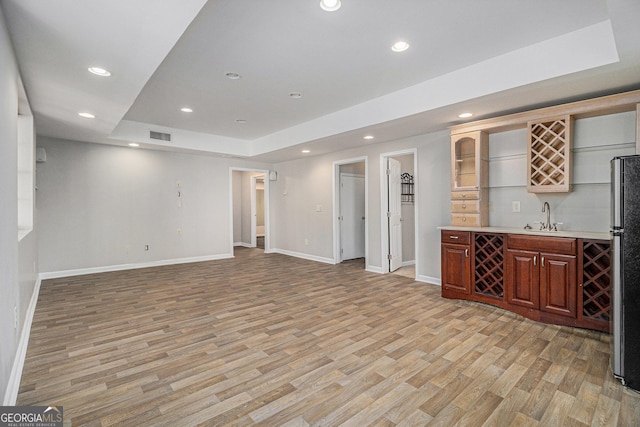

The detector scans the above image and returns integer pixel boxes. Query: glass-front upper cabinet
[450,131,488,192]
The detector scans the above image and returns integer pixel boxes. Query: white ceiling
[3,0,640,163]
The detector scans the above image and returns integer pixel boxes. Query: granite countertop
[438,225,610,240]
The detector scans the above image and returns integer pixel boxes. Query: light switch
[316,204,322,212]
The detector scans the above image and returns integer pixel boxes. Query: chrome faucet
[542,201,551,231]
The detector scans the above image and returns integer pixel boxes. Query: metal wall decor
[401,173,414,203]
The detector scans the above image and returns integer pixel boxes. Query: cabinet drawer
[442,230,470,244]
[451,200,480,213]
[451,213,481,227]
[507,234,576,255]
[451,191,479,200]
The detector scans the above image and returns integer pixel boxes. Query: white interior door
[340,173,365,260]
[388,158,402,272]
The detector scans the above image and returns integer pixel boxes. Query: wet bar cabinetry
[450,131,489,227]
[440,229,611,332]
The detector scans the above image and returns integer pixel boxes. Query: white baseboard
[3,277,41,405]
[416,275,441,285]
[39,253,234,280]
[270,248,336,265]
[234,242,252,248]
[365,265,384,274]
[401,260,416,267]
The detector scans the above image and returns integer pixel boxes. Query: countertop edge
[438,225,610,240]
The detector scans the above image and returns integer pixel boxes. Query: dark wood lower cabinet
[539,253,577,318]
[441,230,610,332]
[441,231,471,297]
[505,249,539,310]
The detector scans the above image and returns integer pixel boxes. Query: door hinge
[386,169,391,175]
[387,212,391,217]
[387,254,393,260]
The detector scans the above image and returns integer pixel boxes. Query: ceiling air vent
[150,130,171,142]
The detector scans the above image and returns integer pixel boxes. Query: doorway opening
[380,150,417,278]
[230,168,270,254]
[333,157,368,268]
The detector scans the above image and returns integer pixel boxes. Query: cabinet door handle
[533,256,537,266]
[541,257,545,268]
[450,235,459,239]
[462,204,467,209]
[465,249,469,258]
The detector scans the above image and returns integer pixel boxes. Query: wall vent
[150,130,171,142]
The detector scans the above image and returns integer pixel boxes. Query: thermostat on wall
[269,171,277,181]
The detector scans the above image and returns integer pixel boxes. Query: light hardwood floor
[18,248,640,426]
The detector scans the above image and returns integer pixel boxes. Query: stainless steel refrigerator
[611,155,640,392]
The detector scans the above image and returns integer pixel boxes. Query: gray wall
[0,7,38,401]
[488,111,636,231]
[37,137,270,273]
[270,131,450,281]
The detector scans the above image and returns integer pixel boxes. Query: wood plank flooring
[18,247,640,426]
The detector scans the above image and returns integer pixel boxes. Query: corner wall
[36,137,270,274]
[0,5,38,402]
[270,130,450,280]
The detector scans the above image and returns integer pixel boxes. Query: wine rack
[581,240,611,323]
[474,233,504,299]
[527,115,572,193]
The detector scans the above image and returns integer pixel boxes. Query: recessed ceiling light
[78,112,95,119]
[128,143,139,147]
[458,112,473,118]
[363,135,374,140]
[235,119,247,124]
[319,0,341,12]
[181,107,193,113]
[302,149,311,153]
[289,92,303,99]
[225,72,241,80]
[88,67,111,77]
[391,41,410,52]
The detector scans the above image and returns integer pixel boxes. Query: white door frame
[250,175,260,248]
[333,156,368,265]
[229,167,271,256]
[380,149,418,275]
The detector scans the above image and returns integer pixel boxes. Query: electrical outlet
[304,238,309,246]
[177,228,182,236]
[512,201,521,213]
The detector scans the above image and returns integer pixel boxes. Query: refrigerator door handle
[612,233,623,378]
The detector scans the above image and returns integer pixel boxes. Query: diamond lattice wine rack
[474,233,504,299]
[527,115,573,193]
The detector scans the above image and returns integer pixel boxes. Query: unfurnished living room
[2,1,640,426]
